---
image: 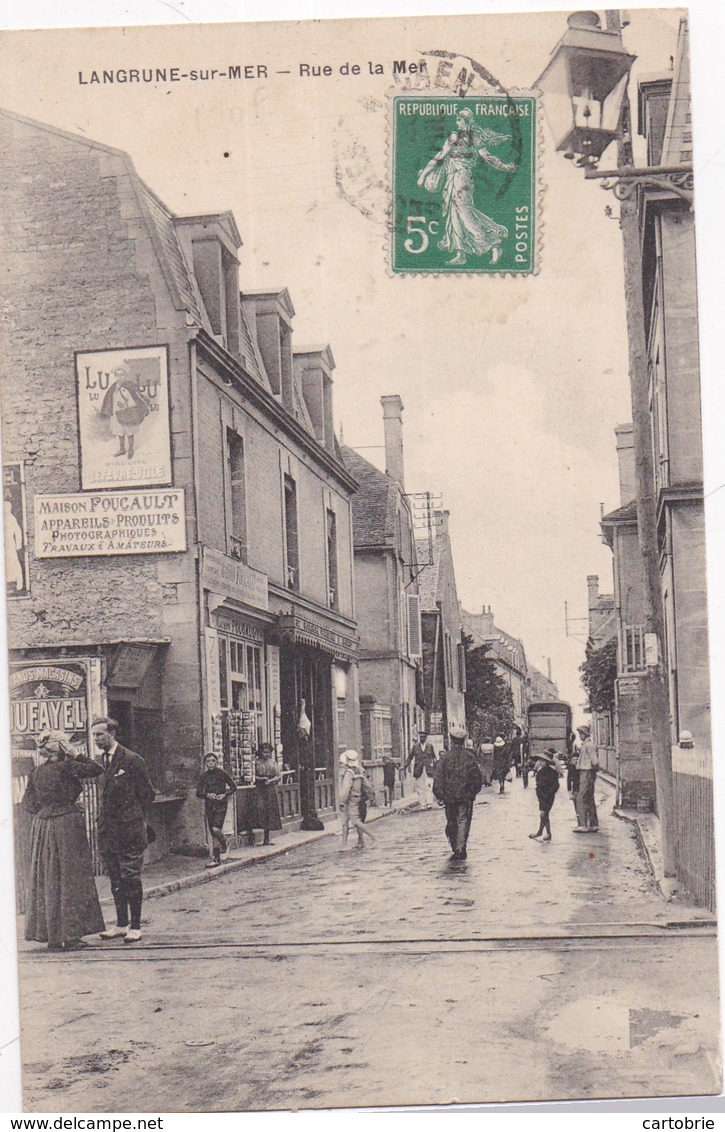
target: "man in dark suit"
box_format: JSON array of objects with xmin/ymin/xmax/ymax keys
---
[
  {"xmin": 433, "ymin": 726, "xmax": 483, "ymax": 860},
  {"xmin": 92, "ymin": 716, "xmax": 155, "ymax": 943}
]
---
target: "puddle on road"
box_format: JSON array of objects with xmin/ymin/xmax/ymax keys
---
[{"xmin": 548, "ymin": 998, "xmax": 689, "ymax": 1054}]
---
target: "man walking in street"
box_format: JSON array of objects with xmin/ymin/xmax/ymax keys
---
[
  {"xmin": 92, "ymin": 716, "xmax": 156, "ymax": 942},
  {"xmin": 433, "ymin": 726, "xmax": 483, "ymax": 860},
  {"xmin": 405, "ymin": 730, "xmax": 437, "ymax": 809},
  {"xmin": 573, "ymin": 724, "xmax": 599, "ymax": 834}
]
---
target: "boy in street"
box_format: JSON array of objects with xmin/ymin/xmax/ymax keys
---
[{"xmin": 196, "ymin": 753, "xmax": 237, "ymax": 866}]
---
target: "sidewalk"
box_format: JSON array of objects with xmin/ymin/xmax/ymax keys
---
[{"xmin": 95, "ymin": 793, "xmax": 419, "ymax": 908}]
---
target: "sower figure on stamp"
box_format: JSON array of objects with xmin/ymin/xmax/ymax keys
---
[
  {"xmin": 197, "ymin": 753, "xmax": 237, "ymax": 867},
  {"xmin": 404, "ymin": 730, "xmax": 437, "ymax": 809},
  {"xmin": 433, "ymin": 726, "xmax": 483, "ymax": 861},
  {"xmin": 417, "ymin": 107, "xmax": 517, "ymax": 267},
  {"xmin": 92, "ymin": 716, "xmax": 156, "ymax": 943}
]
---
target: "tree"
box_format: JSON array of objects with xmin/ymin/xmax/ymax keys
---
[
  {"xmin": 579, "ymin": 636, "xmax": 617, "ymax": 714},
  {"xmin": 463, "ymin": 632, "xmax": 515, "ymax": 742}
]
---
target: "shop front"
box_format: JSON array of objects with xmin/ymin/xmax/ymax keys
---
[
  {"xmin": 201, "ymin": 545, "xmax": 277, "ymax": 841},
  {"xmin": 275, "ymin": 610, "xmax": 358, "ymax": 822}
]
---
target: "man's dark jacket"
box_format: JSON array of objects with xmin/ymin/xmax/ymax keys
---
[
  {"xmin": 98, "ymin": 744, "xmax": 156, "ymax": 854},
  {"xmin": 433, "ymin": 747, "xmax": 483, "ymax": 804}
]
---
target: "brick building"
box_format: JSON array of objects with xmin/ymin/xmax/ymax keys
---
[
  {"xmin": 1, "ymin": 108, "xmax": 359, "ymax": 859},
  {"xmin": 342, "ymin": 396, "xmax": 424, "ymax": 794}
]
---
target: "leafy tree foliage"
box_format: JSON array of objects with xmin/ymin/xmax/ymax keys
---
[
  {"xmin": 579, "ymin": 636, "xmax": 617, "ymax": 713},
  {"xmin": 463, "ymin": 633, "xmax": 515, "ymax": 743}
]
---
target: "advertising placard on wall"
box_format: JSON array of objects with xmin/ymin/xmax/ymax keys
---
[
  {"xmin": 34, "ymin": 489, "xmax": 186, "ymax": 557},
  {"xmin": 9, "ymin": 659, "xmax": 101, "ymax": 758},
  {"xmin": 75, "ymin": 345, "xmax": 172, "ymax": 490},
  {"xmin": 3, "ymin": 463, "xmax": 29, "ymax": 598}
]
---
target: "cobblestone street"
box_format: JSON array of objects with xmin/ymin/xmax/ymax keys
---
[{"xmin": 17, "ymin": 777, "xmax": 720, "ymax": 1111}]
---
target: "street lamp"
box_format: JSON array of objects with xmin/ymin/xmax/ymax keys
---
[
  {"xmin": 536, "ymin": 8, "xmax": 687, "ymax": 882},
  {"xmin": 536, "ymin": 10, "xmax": 635, "ymax": 167},
  {"xmin": 536, "ymin": 10, "xmax": 693, "ymax": 204}
]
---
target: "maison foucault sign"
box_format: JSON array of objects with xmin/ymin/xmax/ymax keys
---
[{"xmin": 34, "ymin": 490, "xmax": 186, "ymax": 557}]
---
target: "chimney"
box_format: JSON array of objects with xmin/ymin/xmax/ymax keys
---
[
  {"xmin": 587, "ymin": 574, "xmax": 600, "ymax": 612},
  {"xmin": 615, "ymin": 423, "xmax": 636, "ymax": 505},
  {"xmin": 380, "ymin": 395, "xmax": 405, "ymax": 487},
  {"xmin": 547, "ymin": 657, "xmax": 552, "ymax": 682},
  {"xmin": 480, "ymin": 605, "xmax": 495, "ymax": 636}
]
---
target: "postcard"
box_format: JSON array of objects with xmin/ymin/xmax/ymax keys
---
[{"xmin": 0, "ymin": 3, "xmax": 722, "ymax": 1115}]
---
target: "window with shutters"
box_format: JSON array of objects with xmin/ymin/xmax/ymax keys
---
[
  {"xmin": 457, "ymin": 641, "xmax": 466, "ymax": 692},
  {"xmin": 326, "ymin": 508, "xmax": 338, "ymax": 609},
  {"xmin": 283, "ymin": 474, "xmax": 299, "ymax": 590},
  {"xmin": 621, "ymin": 625, "xmax": 646, "ymax": 673},
  {"xmin": 407, "ymin": 593, "xmax": 422, "ymax": 659},
  {"xmin": 226, "ymin": 429, "xmax": 247, "ymax": 562}
]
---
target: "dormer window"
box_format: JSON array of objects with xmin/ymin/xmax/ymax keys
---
[{"xmin": 174, "ymin": 213, "xmax": 242, "ymax": 359}]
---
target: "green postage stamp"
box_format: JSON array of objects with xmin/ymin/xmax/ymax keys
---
[{"xmin": 391, "ymin": 94, "xmax": 537, "ymax": 275}]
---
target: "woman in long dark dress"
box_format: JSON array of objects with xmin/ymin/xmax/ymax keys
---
[
  {"xmin": 23, "ymin": 730, "xmax": 105, "ymax": 950},
  {"xmin": 251, "ymin": 743, "xmax": 282, "ymax": 846}
]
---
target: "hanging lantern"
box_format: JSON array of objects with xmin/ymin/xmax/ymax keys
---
[{"xmin": 536, "ymin": 11, "xmax": 636, "ymax": 166}]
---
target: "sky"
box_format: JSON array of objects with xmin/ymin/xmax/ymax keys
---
[{"xmin": 0, "ymin": 0, "xmax": 724, "ymax": 1117}]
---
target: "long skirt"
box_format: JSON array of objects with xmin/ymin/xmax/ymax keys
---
[
  {"xmin": 253, "ymin": 784, "xmax": 282, "ymax": 832},
  {"xmin": 25, "ymin": 810, "xmax": 105, "ymax": 948}
]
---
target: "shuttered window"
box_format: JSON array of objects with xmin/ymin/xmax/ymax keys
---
[{"xmin": 408, "ymin": 593, "xmax": 422, "ymax": 659}]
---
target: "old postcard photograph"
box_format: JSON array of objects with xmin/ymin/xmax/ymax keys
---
[{"xmin": 0, "ymin": 0, "xmax": 723, "ymax": 1115}]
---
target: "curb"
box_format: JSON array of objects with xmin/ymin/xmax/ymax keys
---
[
  {"xmin": 99, "ymin": 797, "xmax": 420, "ymax": 908},
  {"xmin": 613, "ymin": 805, "xmax": 675, "ymax": 903}
]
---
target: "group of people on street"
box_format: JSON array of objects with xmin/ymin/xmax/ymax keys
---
[
  {"xmin": 425, "ymin": 721, "xmax": 601, "ymax": 858},
  {"xmin": 21, "ymin": 710, "xmax": 601, "ymax": 951}
]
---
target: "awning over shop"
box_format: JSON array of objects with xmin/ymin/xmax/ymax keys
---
[{"xmin": 276, "ymin": 612, "xmax": 357, "ymax": 663}]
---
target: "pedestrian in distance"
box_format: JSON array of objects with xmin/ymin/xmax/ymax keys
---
[
  {"xmin": 22, "ymin": 730, "xmax": 106, "ymax": 952},
  {"xmin": 510, "ymin": 726, "xmax": 524, "ymax": 778},
  {"xmin": 404, "ymin": 730, "xmax": 437, "ymax": 809},
  {"xmin": 339, "ymin": 750, "xmax": 376, "ymax": 850},
  {"xmin": 529, "ymin": 747, "xmax": 561, "ymax": 842},
  {"xmin": 573, "ymin": 725, "xmax": 600, "ymax": 833},
  {"xmin": 196, "ymin": 753, "xmax": 237, "ymax": 867},
  {"xmin": 92, "ymin": 716, "xmax": 156, "ymax": 944},
  {"xmin": 566, "ymin": 748, "xmax": 580, "ymax": 818},
  {"xmin": 248, "ymin": 742, "xmax": 282, "ymax": 846},
  {"xmin": 382, "ymin": 754, "xmax": 397, "ymax": 810},
  {"xmin": 432, "ymin": 726, "xmax": 483, "ymax": 861},
  {"xmin": 492, "ymin": 736, "xmax": 510, "ymax": 794},
  {"xmin": 521, "ymin": 731, "xmax": 531, "ymax": 789},
  {"xmin": 476, "ymin": 738, "xmax": 495, "ymax": 787}
]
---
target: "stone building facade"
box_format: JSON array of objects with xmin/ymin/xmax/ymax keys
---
[
  {"xmin": 1, "ymin": 108, "xmax": 359, "ymax": 860},
  {"xmin": 415, "ymin": 511, "xmax": 466, "ymax": 748},
  {"xmin": 600, "ymin": 425, "xmax": 655, "ymax": 807},
  {"xmin": 637, "ymin": 21, "xmax": 713, "ymax": 906},
  {"xmin": 342, "ymin": 396, "xmax": 424, "ymax": 796}
]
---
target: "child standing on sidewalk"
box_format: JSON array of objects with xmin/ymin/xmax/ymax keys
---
[{"xmin": 196, "ymin": 753, "xmax": 237, "ymax": 867}]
